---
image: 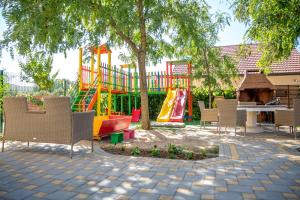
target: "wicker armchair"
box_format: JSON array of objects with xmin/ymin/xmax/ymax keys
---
[
  {"xmin": 198, "ymin": 101, "xmax": 218, "ymax": 129},
  {"xmin": 216, "ymin": 99, "xmax": 247, "ymax": 136},
  {"xmin": 274, "ymin": 99, "xmax": 300, "ymax": 139},
  {"xmin": 2, "ymin": 96, "xmax": 94, "ymax": 158}
]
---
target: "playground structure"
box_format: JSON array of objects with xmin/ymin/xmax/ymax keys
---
[{"xmin": 71, "ymin": 44, "xmax": 192, "ymax": 138}]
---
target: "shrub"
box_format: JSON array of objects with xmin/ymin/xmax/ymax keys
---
[
  {"xmin": 206, "ymin": 146, "xmax": 219, "ymax": 156},
  {"xmin": 150, "ymin": 146, "xmax": 160, "ymax": 157},
  {"xmin": 168, "ymin": 144, "xmax": 183, "ymax": 155},
  {"xmin": 183, "ymin": 150, "xmax": 194, "ymax": 160},
  {"xmin": 199, "ymin": 149, "xmax": 207, "ymax": 159},
  {"xmin": 192, "ymin": 87, "xmax": 236, "ymax": 120},
  {"xmin": 131, "ymin": 146, "xmax": 141, "ymax": 156}
]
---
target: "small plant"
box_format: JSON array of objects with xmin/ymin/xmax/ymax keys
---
[
  {"xmin": 206, "ymin": 146, "xmax": 219, "ymax": 157},
  {"xmin": 207, "ymin": 146, "xmax": 219, "ymax": 154},
  {"xmin": 121, "ymin": 145, "xmax": 126, "ymax": 152},
  {"xmin": 183, "ymin": 150, "xmax": 194, "ymax": 160},
  {"xmin": 150, "ymin": 145, "xmax": 160, "ymax": 157},
  {"xmin": 168, "ymin": 144, "xmax": 183, "ymax": 155},
  {"xmin": 131, "ymin": 146, "xmax": 141, "ymax": 156},
  {"xmin": 199, "ymin": 149, "xmax": 207, "ymax": 159},
  {"xmin": 30, "ymin": 97, "xmax": 44, "ymax": 106},
  {"xmin": 108, "ymin": 144, "xmax": 115, "ymax": 151}
]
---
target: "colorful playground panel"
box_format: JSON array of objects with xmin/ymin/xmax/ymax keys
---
[
  {"xmin": 157, "ymin": 89, "xmax": 178, "ymax": 122},
  {"xmin": 93, "ymin": 115, "xmax": 109, "ymax": 136},
  {"xmin": 111, "ymin": 132, "xmax": 124, "ymax": 144},
  {"xmin": 98, "ymin": 115, "xmax": 131, "ymax": 138},
  {"xmin": 131, "ymin": 108, "xmax": 141, "ymax": 122},
  {"xmin": 170, "ymin": 89, "xmax": 187, "ymax": 122},
  {"xmin": 123, "ymin": 129, "xmax": 135, "ymax": 140},
  {"xmin": 123, "ymin": 130, "xmax": 131, "ymax": 140}
]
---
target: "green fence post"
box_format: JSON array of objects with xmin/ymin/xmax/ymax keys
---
[
  {"xmin": 0, "ymin": 70, "xmax": 4, "ymax": 133},
  {"xmin": 134, "ymin": 68, "xmax": 138, "ymax": 94},
  {"xmin": 63, "ymin": 79, "xmax": 67, "ymax": 96},
  {"xmin": 114, "ymin": 95, "xmax": 117, "ymax": 112},
  {"xmin": 128, "ymin": 94, "xmax": 132, "ymax": 115},
  {"xmin": 134, "ymin": 95, "xmax": 137, "ymax": 109},
  {"xmin": 121, "ymin": 95, "xmax": 124, "ymax": 113}
]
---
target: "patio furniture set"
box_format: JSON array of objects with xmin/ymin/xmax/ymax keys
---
[
  {"xmin": 1, "ymin": 97, "xmax": 94, "ymax": 158},
  {"xmin": 198, "ymin": 98, "xmax": 300, "ymax": 139}
]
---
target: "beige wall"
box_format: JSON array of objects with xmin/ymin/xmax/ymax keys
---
[
  {"xmin": 267, "ymin": 75, "xmax": 300, "ymax": 86},
  {"xmin": 192, "ymin": 75, "xmax": 300, "ymax": 88}
]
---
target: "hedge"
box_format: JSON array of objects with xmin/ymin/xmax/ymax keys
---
[{"xmin": 108, "ymin": 87, "xmax": 236, "ymax": 120}]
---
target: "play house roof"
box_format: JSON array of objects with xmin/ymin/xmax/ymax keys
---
[
  {"xmin": 219, "ymin": 44, "xmax": 300, "ymax": 74},
  {"xmin": 92, "ymin": 44, "xmax": 112, "ymax": 54}
]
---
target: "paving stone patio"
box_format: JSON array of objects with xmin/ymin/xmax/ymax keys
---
[{"xmin": 0, "ymin": 125, "xmax": 300, "ymax": 200}]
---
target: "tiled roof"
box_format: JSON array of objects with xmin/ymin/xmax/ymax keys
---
[{"xmin": 219, "ymin": 44, "xmax": 300, "ymax": 74}]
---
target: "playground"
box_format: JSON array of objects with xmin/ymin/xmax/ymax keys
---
[{"xmin": 70, "ymin": 44, "xmax": 193, "ymax": 141}]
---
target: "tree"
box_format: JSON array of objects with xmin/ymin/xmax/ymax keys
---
[
  {"xmin": 171, "ymin": 4, "xmax": 237, "ymax": 108},
  {"xmin": 230, "ymin": 0, "xmax": 300, "ymax": 69},
  {"xmin": 0, "ymin": 0, "xmax": 214, "ymax": 129},
  {"xmin": 19, "ymin": 52, "xmax": 58, "ymax": 92},
  {"xmin": 194, "ymin": 47, "xmax": 237, "ymax": 108}
]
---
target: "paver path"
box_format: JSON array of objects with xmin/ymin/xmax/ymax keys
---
[{"xmin": 1, "ymin": 126, "xmax": 300, "ymax": 200}]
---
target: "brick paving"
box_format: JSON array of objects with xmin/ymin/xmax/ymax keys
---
[{"xmin": 0, "ymin": 126, "xmax": 300, "ymax": 200}]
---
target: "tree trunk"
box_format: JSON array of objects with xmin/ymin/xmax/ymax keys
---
[
  {"xmin": 137, "ymin": 51, "xmax": 150, "ymax": 129},
  {"xmin": 203, "ymin": 48, "xmax": 212, "ymax": 108},
  {"xmin": 136, "ymin": 0, "xmax": 150, "ymax": 130},
  {"xmin": 208, "ymin": 86, "xmax": 212, "ymax": 109}
]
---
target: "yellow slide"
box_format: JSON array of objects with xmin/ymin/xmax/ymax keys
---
[{"xmin": 157, "ymin": 89, "xmax": 178, "ymax": 122}]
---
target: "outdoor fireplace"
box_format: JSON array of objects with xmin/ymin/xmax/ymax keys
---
[
  {"xmin": 239, "ymin": 88, "xmax": 274, "ymax": 105},
  {"xmin": 237, "ymin": 70, "xmax": 276, "ymax": 122},
  {"xmin": 237, "ymin": 70, "xmax": 275, "ymax": 104}
]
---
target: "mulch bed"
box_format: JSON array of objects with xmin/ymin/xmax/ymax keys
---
[
  {"xmin": 98, "ymin": 127, "xmax": 220, "ymax": 160},
  {"xmin": 99, "ymin": 141, "xmax": 219, "ymax": 160}
]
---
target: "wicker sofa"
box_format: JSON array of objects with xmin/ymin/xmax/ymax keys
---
[{"xmin": 1, "ymin": 96, "xmax": 94, "ymax": 158}]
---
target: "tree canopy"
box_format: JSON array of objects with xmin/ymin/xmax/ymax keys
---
[
  {"xmin": 171, "ymin": 3, "xmax": 237, "ymax": 108},
  {"xmin": 1, "ymin": 0, "xmax": 219, "ymax": 129},
  {"xmin": 0, "ymin": 0, "xmax": 233, "ymax": 127},
  {"xmin": 230, "ymin": 0, "xmax": 300, "ymax": 68}
]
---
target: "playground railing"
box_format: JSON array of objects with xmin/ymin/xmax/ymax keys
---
[
  {"xmin": 81, "ymin": 74, "xmax": 99, "ymax": 111},
  {"xmin": 68, "ymin": 81, "xmax": 79, "ymax": 106}
]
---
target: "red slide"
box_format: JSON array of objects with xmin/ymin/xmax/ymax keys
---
[
  {"xmin": 131, "ymin": 108, "xmax": 141, "ymax": 122},
  {"xmin": 170, "ymin": 89, "xmax": 187, "ymax": 122}
]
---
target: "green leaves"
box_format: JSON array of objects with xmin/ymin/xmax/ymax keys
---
[
  {"xmin": 19, "ymin": 52, "xmax": 58, "ymax": 92},
  {"xmin": 169, "ymin": 3, "xmax": 236, "ymax": 107},
  {"xmin": 231, "ymin": 0, "xmax": 300, "ymax": 68},
  {"xmin": 0, "ymin": 0, "xmax": 234, "ymax": 128}
]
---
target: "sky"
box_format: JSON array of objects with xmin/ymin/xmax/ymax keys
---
[{"xmin": 0, "ymin": 0, "xmax": 247, "ymax": 82}]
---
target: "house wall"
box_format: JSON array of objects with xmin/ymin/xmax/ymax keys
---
[
  {"xmin": 192, "ymin": 74, "xmax": 300, "ymax": 107},
  {"xmin": 267, "ymin": 75, "xmax": 300, "ymax": 86}
]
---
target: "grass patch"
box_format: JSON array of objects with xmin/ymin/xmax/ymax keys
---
[{"xmin": 184, "ymin": 120, "xmax": 200, "ymax": 126}]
